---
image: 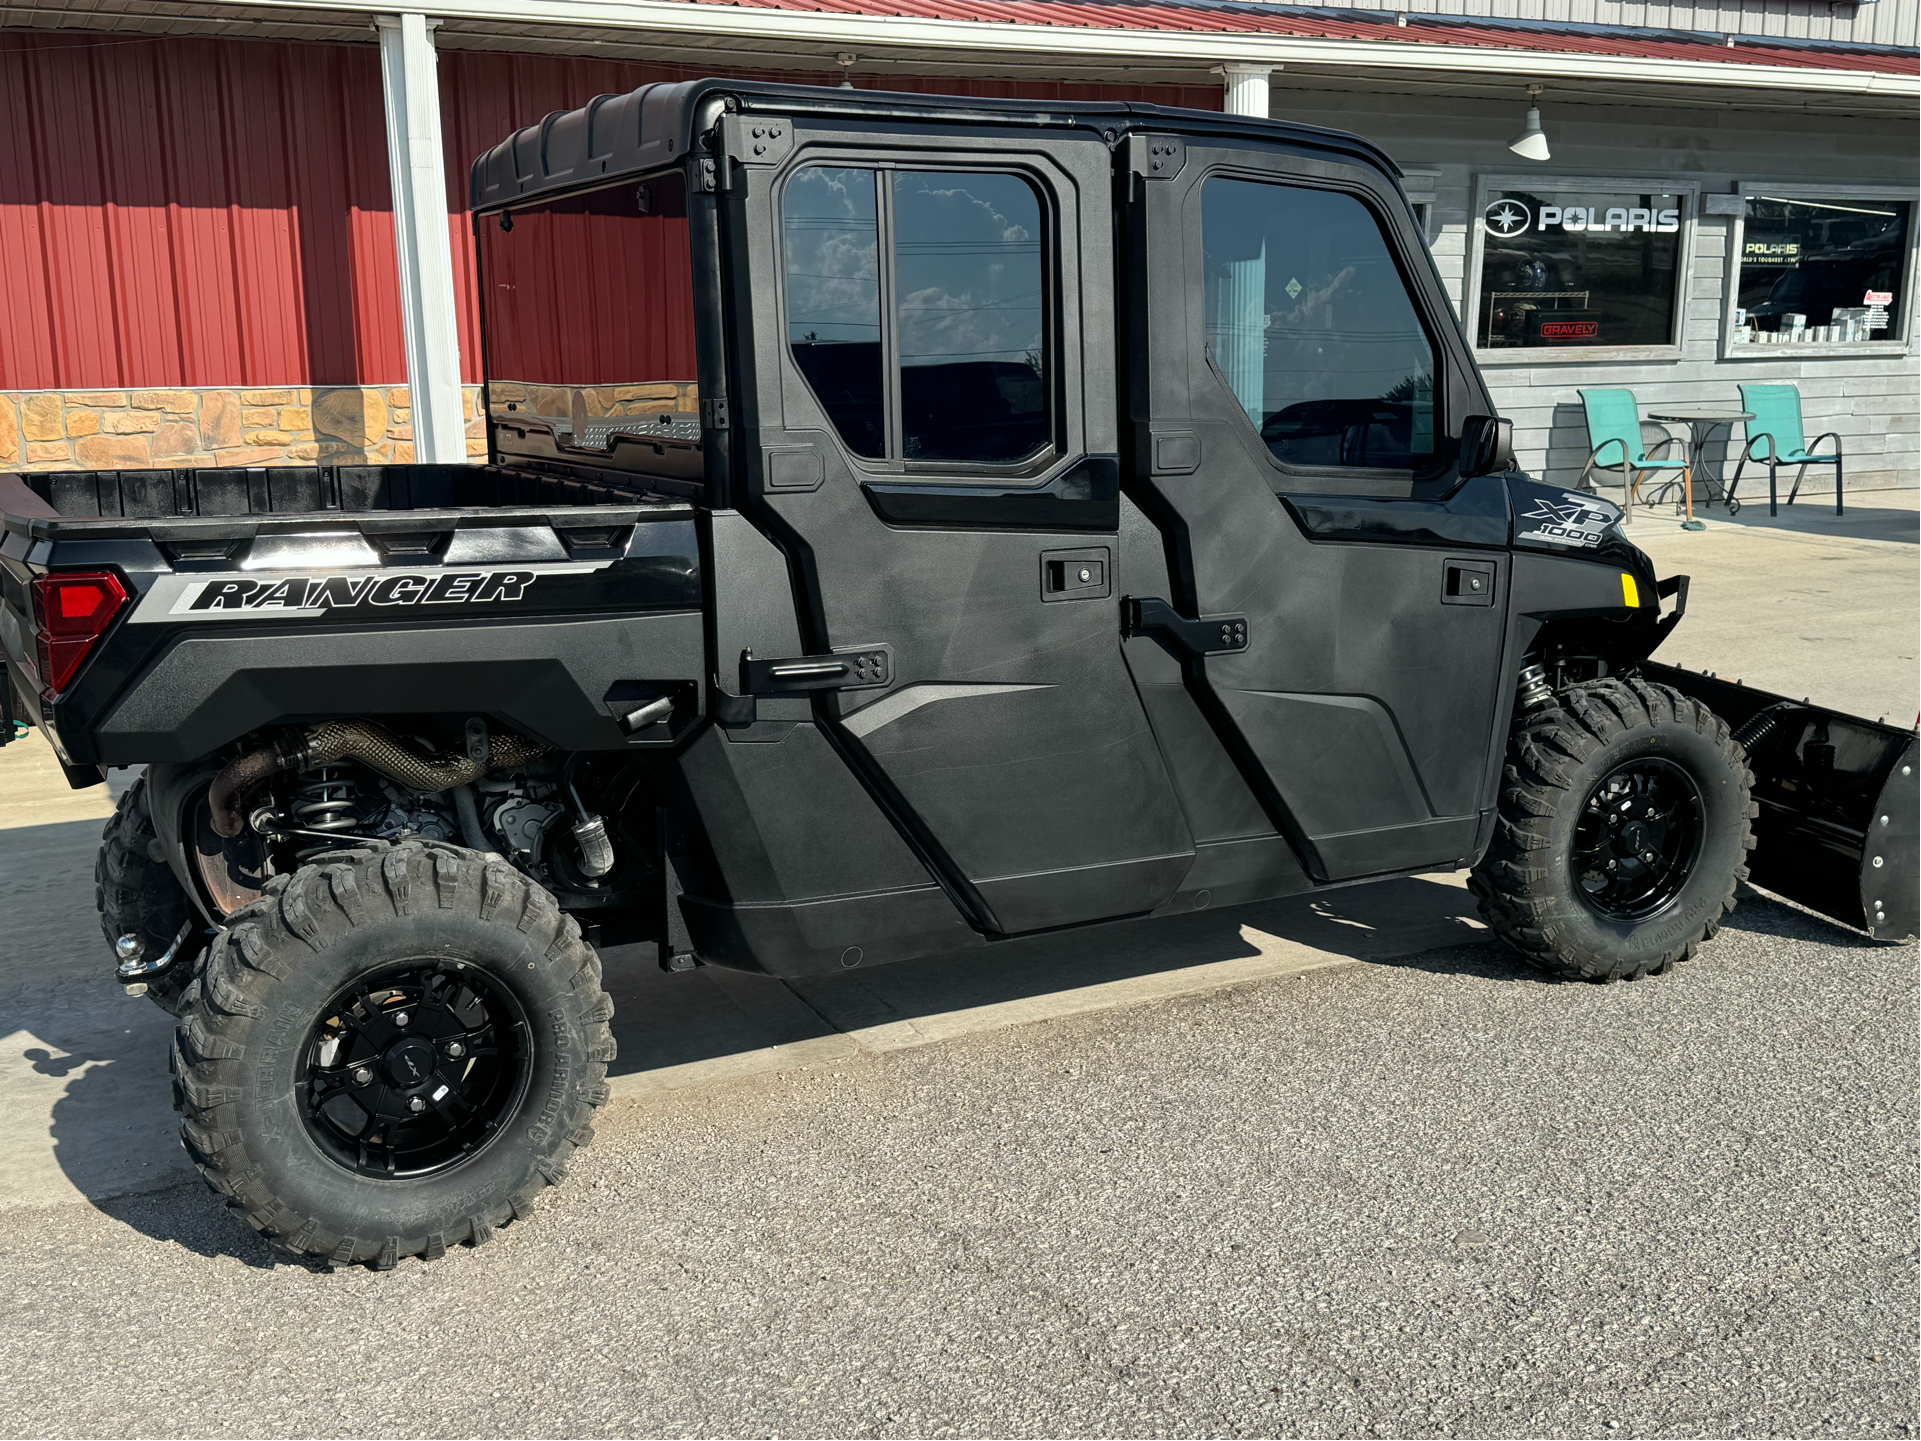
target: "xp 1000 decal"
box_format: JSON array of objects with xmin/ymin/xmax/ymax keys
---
[{"xmin": 1514, "ymin": 491, "xmax": 1622, "ymax": 549}]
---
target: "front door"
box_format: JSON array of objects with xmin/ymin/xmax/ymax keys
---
[
  {"xmin": 1124, "ymin": 137, "xmax": 1512, "ymax": 881},
  {"xmin": 722, "ymin": 116, "xmax": 1193, "ymax": 934}
]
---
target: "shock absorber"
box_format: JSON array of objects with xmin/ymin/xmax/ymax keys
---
[
  {"xmin": 1516, "ymin": 663, "xmax": 1556, "ymax": 713},
  {"xmin": 291, "ymin": 765, "xmax": 361, "ymax": 863}
]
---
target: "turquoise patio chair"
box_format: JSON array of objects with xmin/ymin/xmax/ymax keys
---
[
  {"xmin": 1577, "ymin": 388, "xmax": 1689, "ymax": 509},
  {"xmin": 1732, "ymin": 383, "xmax": 1843, "ymax": 517}
]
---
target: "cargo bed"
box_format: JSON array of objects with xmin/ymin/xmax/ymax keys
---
[{"xmin": 0, "ymin": 462, "xmax": 687, "ymax": 543}]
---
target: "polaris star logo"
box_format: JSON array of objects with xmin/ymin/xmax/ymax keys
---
[
  {"xmin": 168, "ymin": 568, "xmax": 543, "ymax": 618},
  {"xmin": 1484, "ymin": 199, "xmax": 1531, "ymax": 236}
]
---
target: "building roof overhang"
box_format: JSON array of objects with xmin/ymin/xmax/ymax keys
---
[{"xmin": 4, "ymin": 0, "xmax": 1914, "ymax": 114}]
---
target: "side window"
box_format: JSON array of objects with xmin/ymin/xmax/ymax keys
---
[
  {"xmin": 782, "ymin": 164, "xmax": 1052, "ymax": 470},
  {"xmin": 893, "ymin": 172, "xmax": 1047, "ymax": 463},
  {"xmin": 783, "ymin": 167, "xmax": 884, "ymax": 458},
  {"xmin": 1202, "ymin": 177, "xmax": 1438, "ymax": 473}
]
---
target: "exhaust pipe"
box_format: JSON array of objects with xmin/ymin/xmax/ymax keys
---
[{"xmin": 209, "ymin": 720, "xmax": 550, "ymax": 838}]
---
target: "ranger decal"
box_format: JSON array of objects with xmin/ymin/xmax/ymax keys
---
[{"xmin": 166, "ymin": 568, "xmax": 556, "ymax": 619}]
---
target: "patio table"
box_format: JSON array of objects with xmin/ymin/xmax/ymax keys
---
[{"xmin": 1646, "ymin": 406, "xmax": 1755, "ymax": 522}]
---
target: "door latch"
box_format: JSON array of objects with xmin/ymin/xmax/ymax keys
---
[
  {"xmin": 740, "ymin": 645, "xmax": 892, "ymax": 695},
  {"xmin": 1441, "ymin": 558, "xmax": 1497, "ymax": 607},
  {"xmin": 1123, "ymin": 597, "xmax": 1248, "ymax": 656}
]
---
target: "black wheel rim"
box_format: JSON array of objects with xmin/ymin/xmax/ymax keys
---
[
  {"xmin": 299, "ymin": 961, "xmax": 530, "ymax": 1180},
  {"xmin": 1572, "ymin": 757, "xmax": 1706, "ymax": 922}
]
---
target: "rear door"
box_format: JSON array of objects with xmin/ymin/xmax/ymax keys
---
[
  {"xmin": 718, "ymin": 114, "xmax": 1193, "ymax": 934},
  {"xmin": 1122, "ymin": 134, "xmax": 1511, "ymax": 882}
]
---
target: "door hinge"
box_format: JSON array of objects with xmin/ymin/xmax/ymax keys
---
[
  {"xmin": 700, "ymin": 396, "xmax": 730, "ymax": 430},
  {"xmin": 719, "ymin": 114, "xmax": 795, "ymax": 169},
  {"xmin": 1124, "ymin": 134, "xmax": 1186, "ymax": 181},
  {"xmin": 1124, "ymin": 597, "xmax": 1247, "ymax": 656},
  {"xmin": 740, "ymin": 645, "xmax": 892, "ymax": 695}
]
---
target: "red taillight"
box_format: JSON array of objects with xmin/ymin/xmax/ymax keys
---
[{"xmin": 30, "ymin": 570, "xmax": 129, "ymax": 697}]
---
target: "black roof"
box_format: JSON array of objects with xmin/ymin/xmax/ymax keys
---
[{"xmin": 468, "ymin": 77, "xmax": 1401, "ymax": 211}]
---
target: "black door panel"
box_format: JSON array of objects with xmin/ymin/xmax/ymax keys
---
[
  {"xmin": 1124, "ymin": 145, "xmax": 1510, "ymax": 882},
  {"xmin": 729, "ymin": 125, "xmax": 1194, "ymax": 934},
  {"xmin": 1217, "ymin": 689, "xmax": 1432, "ymax": 834}
]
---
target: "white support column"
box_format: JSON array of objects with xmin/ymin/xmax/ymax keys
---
[
  {"xmin": 1213, "ymin": 63, "xmax": 1276, "ymax": 119},
  {"xmin": 377, "ymin": 13, "xmax": 467, "ymax": 465}
]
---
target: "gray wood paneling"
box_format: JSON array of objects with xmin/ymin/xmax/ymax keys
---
[{"xmin": 1276, "ymin": 89, "xmax": 1920, "ymax": 488}]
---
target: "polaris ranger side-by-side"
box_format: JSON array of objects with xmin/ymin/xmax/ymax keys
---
[{"xmin": 3, "ymin": 81, "xmax": 1914, "ymax": 1269}]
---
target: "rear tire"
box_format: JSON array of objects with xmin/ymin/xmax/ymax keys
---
[
  {"xmin": 172, "ymin": 841, "xmax": 615, "ymax": 1268},
  {"xmin": 1470, "ymin": 677, "xmax": 1756, "ymax": 982},
  {"xmin": 96, "ymin": 774, "xmax": 197, "ymax": 1015}
]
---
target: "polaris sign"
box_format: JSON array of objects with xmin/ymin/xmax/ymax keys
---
[{"xmin": 1484, "ymin": 199, "xmax": 1681, "ymax": 236}]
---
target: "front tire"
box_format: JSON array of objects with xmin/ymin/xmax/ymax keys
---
[
  {"xmin": 1470, "ymin": 677, "xmax": 1755, "ymax": 982},
  {"xmin": 172, "ymin": 841, "xmax": 615, "ymax": 1268}
]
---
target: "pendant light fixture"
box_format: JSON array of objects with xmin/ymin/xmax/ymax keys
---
[{"xmin": 1508, "ymin": 85, "xmax": 1551, "ymax": 161}]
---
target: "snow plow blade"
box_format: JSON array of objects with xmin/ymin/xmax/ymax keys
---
[{"xmin": 1641, "ymin": 663, "xmax": 1917, "ymax": 941}]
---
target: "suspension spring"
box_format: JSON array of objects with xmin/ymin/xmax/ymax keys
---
[
  {"xmin": 1516, "ymin": 663, "xmax": 1556, "ymax": 713},
  {"xmin": 292, "ymin": 765, "xmax": 361, "ymax": 863}
]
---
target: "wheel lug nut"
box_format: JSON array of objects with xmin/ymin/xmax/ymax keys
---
[
  {"xmin": 445, "ymin": 1041, "xmax": 465, "ymax": 1059},
  {"xmin": 409, "ymin": 1096, "xmax": 426, "ymax": 1112},
  {"xmin": 352, "ymin": 1067, "xmax": 372, "ymax": 1085}
]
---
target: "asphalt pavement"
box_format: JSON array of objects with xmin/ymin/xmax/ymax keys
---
[{"xmin": 0, "ymin": 889, "xmax": 1914, "ymax": 1439}]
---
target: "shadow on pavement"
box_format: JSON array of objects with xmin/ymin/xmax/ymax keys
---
[
  {"xmin": 1633, "ymin": 496, "xmax": 1918, "ymax": 544},
  {"xmin": 6, "ymin": 793, "xmax": 1503, "ymax": 1264},
  {"xmin": 598, "ymin": 874, "xmax": 1504, "ymax": 1080}
]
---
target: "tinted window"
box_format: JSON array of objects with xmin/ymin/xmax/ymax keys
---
[
  {"xmin": 1474, "ymin": 188, "xmax": 1684, "ymax": 349},
  {"xmin": 1203, "ymin": 179, "xmax": 1436, "ymax": 471},
  {"xmin": 478, "ymin": 174, "xmax": 697, "ymax": 436},
  {"xmin": 1733, "ymin": 195, "xmax": 1910, "ymax": 344},
  {"xmin": 893, "ymin": 171, "xmax": 1047, "ymax": 463},
  {"xmin": 783, "ymin": 167, "xmax": 884, "ymax": 458}
]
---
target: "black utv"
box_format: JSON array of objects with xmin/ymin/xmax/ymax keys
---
[{"xmin": 3, "ymin": 80, "xmax": 1913, "ymax": 1271}]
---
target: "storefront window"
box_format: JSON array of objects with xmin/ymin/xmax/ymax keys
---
[
  {"xmin": 1731, "ymin": 195, "xmax": 1911, "ymax": 347},
  {"xmin": 1475, "ymin": 187, "xmax": 1686, "ymax": 351}
]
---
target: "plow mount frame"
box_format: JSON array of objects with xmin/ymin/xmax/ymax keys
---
[{"xmin": 1641, "ymin": 663, "xmax": 1917, "ymax": 941}]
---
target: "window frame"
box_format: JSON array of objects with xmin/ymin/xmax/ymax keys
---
[
  {"xmin": 1719, "ymin": 180, "xmax": 1920, "ymax": 362},
  {"xmin": 1192, "ymin": 164, "xmax": 1452, "ymax": 487},
  {"xmin": 473, "ymin": 166, "xmax": 700, "ymax": 474},
  {"xmin": 776, "ymin": 157, "xmax": 1063, "ymax": 480},
  {"xmin": 1465, "ymin": 171, "xmax": 1703, "ymax": 365}
]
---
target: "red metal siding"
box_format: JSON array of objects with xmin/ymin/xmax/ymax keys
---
[
  {"xmin": 0, "ymin": 34, "xmax": 403, "ymax": 391},
  {"xmin": 0, "ymin": 33, "xmax": 1217, "ymax": 392},
  {"xmin": 435, "ymin": 52, "xmax": 1222, "ymax": 381}
]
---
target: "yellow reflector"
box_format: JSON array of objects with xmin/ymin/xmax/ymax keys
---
[{"xmin": 1621, "ymin": 573, "xmax": 1641, "ymax": 608}]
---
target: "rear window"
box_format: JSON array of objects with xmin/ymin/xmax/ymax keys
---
[{"xmin": 477, "ymin": 173, "xmax": 699, "ymax": 461}]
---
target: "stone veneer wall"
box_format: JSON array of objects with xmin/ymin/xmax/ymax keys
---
[{"xmin": 0, "ymin": 386, "xmax": 491, "ymax": 471}]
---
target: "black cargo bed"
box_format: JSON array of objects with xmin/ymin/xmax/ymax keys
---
[{"xmin": 1, "ymin": 462, "xmax": 688, "ymax": 542}]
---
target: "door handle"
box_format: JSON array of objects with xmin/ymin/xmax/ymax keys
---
[
  {"xmin": 740, "ymin": 645, "xmax": 892, "ymax": 695},
  {"xmin": 1441, "ymin": 559, "xmax": 1497, "ymax": 607},
  {"xmin": 1123, "ymin": 597, "xmax": 1249, "ymax": 656}
]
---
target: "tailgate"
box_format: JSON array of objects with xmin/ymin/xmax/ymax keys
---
[{"xmin": 1, "ymin": 477, "xmax": 707, "ymax": 768}]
